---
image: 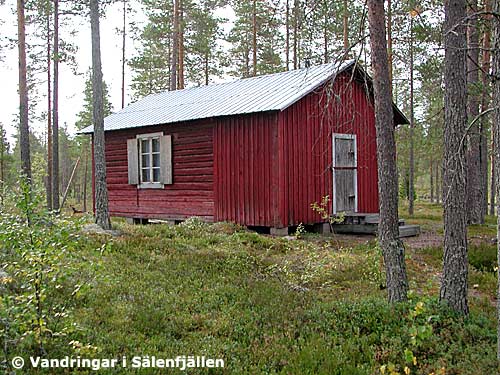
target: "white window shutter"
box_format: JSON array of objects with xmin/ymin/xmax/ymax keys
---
[
  {"xmin": 160, "ymin": 135, "xmax": 173, "ymax": 184},
  {"xmin": 127, "ymin": 138, "xmax": 139, "ymax": 185}
]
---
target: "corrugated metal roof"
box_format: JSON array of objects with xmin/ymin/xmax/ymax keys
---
[{"xmin": 80, "ymin": 60, "xmax": 356, "ymax": 133}]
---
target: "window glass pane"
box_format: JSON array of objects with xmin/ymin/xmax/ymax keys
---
[
  {"xmin": 153, "ymin": 168, "xmax": 160, "ymax": 182},
  {"xmin": 152, "ymin": 138, "xmax": 160, "ymax": 153},
  {"xmin": 142, "ymin": 169, "xmax": 150, "ymax": 182},
  {"xmin": 153, "ymin": 153, "xmax": 160, "ymax": 168},
  {"xmin": 141, "ymin": 139, "xmax": 150, "ymax": 154},
  {"xmin": 141, "ymin": 154, "xmax": 150, "ymax": 168}
]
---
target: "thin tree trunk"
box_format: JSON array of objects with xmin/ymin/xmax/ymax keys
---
[
  {"xmin": 83, "ymin": 141, "xmax": 88, "ymax": 212},
  {"xmin": 387, "ymin": 0, "xmax": 392, "ymax": 88},
  {"xmin": 293, "ymin": 0, "xmax": 298, "ymax": 69},
  {"xmin": 17, "ymin": 0, "xmax": 31, "ymax": 180},
  {"xmin": 481, "ymin": 0, "xmax": 492, "ymax": 217},
  {"xmin": 490, "ymin": 0, "xmax": 500, "ymax": 359},
  {"xmin": 440, "ymin": 0, "xmax": 469, "ymax": 315},
  {"xmin": 343, "ymin": 0, "xmax": 349, "ymax": 51},
  {"xmin": 204, "ymin": 51, "xmax": 209, "ymax": 85},
  {"xmin": 285, "ymin": 0, "xmax": 289, "ymax": 70},
  {"xmin": 436, "ymin": 163, "xmax": 440, "ymax": 203},
  {"xmin": 252, "ymin": 0, "xmax": 257, "ymax": 76},
  {"xmin": 492, "ymin": 130, "xmax": 497, "ymax": 215},
  {"xmin": 121, "ymin": 0, "xmax": 126, "ymax": 109},
  {"xmin": 466, "ymin": 0, "xmax": 483, "ymax": 224},
  {"xmin": 367, "ymin": 0, "xmax": 408, "ymax": 303},
  {"xmin": 46, "ymin": 9, "xmax": 52, "ymax": 209},
  {"xmin": 52, "ymin": 0, "xmax": 60, "ymax": 211},
  {"xmin": 170, "ymin": 0, "xmax": 179, "ymax": 91},
  {"xmin": 178, "ymin": 0, "xmax": 184, "ymax": 89},
  {"xmin": 0, "ymin": 125, "xmax": 4, "ymax": 206},
  {"xmin": 430, "ymin": 159, "xmax": 434, "ymax": 202},
  {"xmin": 323, "ymin": 2, "xmax": 328, "ymax": 64},
  {"xmin": 409, "ymin": 15, "xmax": 415, "ymax": 216},
  {"xmin": 90, "ymin": 0, "xmax": 111, "ymax": 230}
]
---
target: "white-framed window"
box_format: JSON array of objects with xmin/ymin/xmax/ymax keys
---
[
  {"xmin": 139, "ymin": 135, "xmax": 161, "ymax": 184},
  {"xmin": 127, "ymin": 132, "xmax": 173, "ymax": 189}
]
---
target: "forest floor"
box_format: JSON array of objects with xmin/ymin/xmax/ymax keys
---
[{"xmin": 4, "ymin": 201, "xmax": 498, "ymax": 374}]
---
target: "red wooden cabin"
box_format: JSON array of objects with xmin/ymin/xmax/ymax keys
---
[{"xmin": 81, "ymin": 60, "xmax": 408, "ymax": 233}]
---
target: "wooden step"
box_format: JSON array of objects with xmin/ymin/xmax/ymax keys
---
[{"xmin": 398, "ymin": 225, "xmax": 420, "ymax": 238}]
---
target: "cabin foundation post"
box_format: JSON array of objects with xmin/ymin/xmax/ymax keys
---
[
  {"xmin": 314, "ymin": 223, "xmax": 332, "ymax": 234},
  {"xmin": 126, "ymin": 218, "xmax": 149, "ymax": 225},
  {"xmin": 270, "ymin": 227, "xmax": 289, "ymax": 236}
]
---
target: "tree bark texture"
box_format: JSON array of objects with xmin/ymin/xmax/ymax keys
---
[
  {"xmin": 121, "ymin": 0, "xmax": 126, "ymax": 109},
  {"xmin": 440, "ymin": 0, "xmax": 469, "ymax": 315},
  {"xmin": 367, "ymin": 0, "xmax": 408, "ymax": 303},
  {"xmin": 343, "ymin": 0, "xmax": 349, "ymax": 51},
  {"xmin": 252, "ymin": 0, "xmax": 257, "ymax": 76},
  {"xmin": 52, "ymin": 0, "xmax": 60, "ymax": 211},
  {"xmin": 170, "ymin": 0, "xmax": 179, "ymax": 91},
  {"xmin": 465, "ymin": 0, "xmax": 484, "ymax": 224},
  {"xmin": 17, "ymin": 0, "xmax": 31, "ymax": 180},
  {"xmin": 90, "ymin": 0, "xmax": 111, "ymax": 230},
  {"xmin": 409, "ymin": 16, "xmax": 415, "ymax": 216},
  {"xmin": 490, "ymin": 0, "xmax": 500, "ymax": 360},
  {"xmin": 285, "ymin": 0, "xmax": 289, "ymax": 70},
  {"xmin": 178, "ymin": 0, "xmax": 185, "ymax": 89},
  {"xmin": 46, "ymin": 10, "xmax": 53, "ymax": 209}
]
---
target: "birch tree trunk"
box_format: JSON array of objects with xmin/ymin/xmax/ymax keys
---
[
  {"xmin": 440, "ymin": 0, "xmax": 469, "ymax": 315},
  {"xmin": 17, "ymin": 0, "xmax": 31, "ymax": 181},
  {"xmin": 90, "ymin": 0, "xmax": 111, "ymax": 230},
  {"xmin": 367, "ymin": 0, "xmax": 408, "ymax": 303}
]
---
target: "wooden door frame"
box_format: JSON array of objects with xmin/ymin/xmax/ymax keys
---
[{"xmin": 332, "ymin": 133, "xmax": 358, "ymax": 214}]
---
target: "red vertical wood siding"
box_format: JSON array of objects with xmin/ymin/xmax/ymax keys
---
[
  {"xmin": 103, "ymin": 120, "xmax": 215, "ymax": 221},
  {"xmin": 214, "ymin": 112, "xmax": 280, "ymax": 226},
  {"xmin": 278, "ymin": 73, "xmax": 379, "ymax": 226}
]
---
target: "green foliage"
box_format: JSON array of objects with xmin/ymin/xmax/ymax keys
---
[
  {"xmin": 74, "ymin": 72, "xmax": 113, "ymax": 131},
  {"xmin": 468, "ymin": 243, "xmax": 497, "ymax": 272},
  {"xmin": 227, "ymin": 0, "xmax": 283, "ymax": 77},
  {"xmin": 0, "ymin": 180, "xmax": 96, "ymax": 371}
]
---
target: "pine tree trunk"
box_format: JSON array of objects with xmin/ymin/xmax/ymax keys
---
[
  {"xmin": 387, "ymin": 0, "xmax": 392, "ymax": 87},
  {"xmin": 252, "ymin": 0, "xmax": 257, "ymax": 76},
  {"xmin": 178, "ymin": 0, "xmax": 184, "ymax": 89},
  {"xmin": 83, "ymin": 140, "xmax": 88, "ymax": 212},
  {"xmin": 52, "ymin": 0, "xmax": 60, "ymax": 211},
  {"xmin": 170, "ymin": 0, "xmax": 179, "ymax": 91},
  {"xmin": 285, "ymin": 0, "xmax": 289, "ymax": 70},
  {"xmin": 466, "ymin": 0, "xmax": 483, "ymax": 224},
  {"xmin": 409, "ymin": 16, "xmax": 415, "ymax": 216},
  {"xmin": 367, "ymin": 0, "xmax": 408, "ymax": 303},
  {"xmin": 491, "ymin": 0, "xmax": 500, "ymax": 359},
  {"xmin": 437, "ymin": 161, "xmax": 441, "ymax": 203},
  {"xmin": 343, "ymin": 0, "xmax": 349, "ymax": 51},
  {"xmin": 17, "ymin": 0, "xmax": 31, "ymax": 181},
  {"xmin": 293, "ymin": 0, "xmax": 298, "ymax": 69},
  {"xmin": 90, "ymin": 0, "xmax": 111, "ymax": 230},
  {"xmin": 440, "ymin": 0, "xmax": 469, "ymax": 315},
  {"xmin": 46, "ymin": 10, "xmax": 53, "ymax": 209},
  {"xmin": 430, "ymin": 159, "xmax": 434, "ymax": 203},
  {"xmin": 481, "ymin": 0, "xmax": 492, "ymax": 217},
  {"xmin": 121, "ymin": 0, "xmax": 126, "ymax": 109}
]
